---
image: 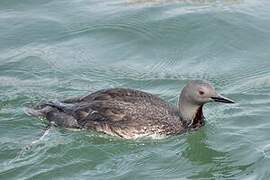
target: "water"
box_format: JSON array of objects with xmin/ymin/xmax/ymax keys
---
[{"xmin": 1, "ymin": 0, "xmax": 270, "ymax": 179}]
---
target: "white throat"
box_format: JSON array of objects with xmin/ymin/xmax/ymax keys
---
[{"xmin": 178, "ymin": 98, "xmax": 203, "ymax": 127}]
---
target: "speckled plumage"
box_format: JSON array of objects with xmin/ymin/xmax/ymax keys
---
[
  {"xmin": 40, "ymin": 88, "xmax": 191, "ymax": 139},
  {"xmin": 27, "ymin": 81, "xmax": 234, "ymax": 139}
]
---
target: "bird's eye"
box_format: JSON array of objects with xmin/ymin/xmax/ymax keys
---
[{"xmin": 199, "ymin": 90, "xmax": 204, "ymax": 95}]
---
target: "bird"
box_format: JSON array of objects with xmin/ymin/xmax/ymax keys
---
[{"xmin": 26, "ymin": 80, "xmax": 234, "ymax": 139}]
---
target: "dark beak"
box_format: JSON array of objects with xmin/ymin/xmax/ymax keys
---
[{"xmin": 211, "ymin": 94, "xmax": 235, "ymax": 104}]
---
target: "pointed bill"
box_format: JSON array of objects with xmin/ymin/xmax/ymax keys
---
[{"xmin": 211, "ymin": 94, "xmax": 235, "ymax": 104}]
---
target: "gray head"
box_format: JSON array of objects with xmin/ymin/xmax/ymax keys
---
[
  {"xmin": 179, "ymin": 80, "xmax": 234, "ymax": 123},
  {"xmin": 180, "ymin": 80, "xmax": 234, "ymax": 105}
]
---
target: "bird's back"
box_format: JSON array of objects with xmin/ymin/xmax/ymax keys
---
[{"xmin": 30, "ymin": 88, "xmax": 185, "ymax": 139}]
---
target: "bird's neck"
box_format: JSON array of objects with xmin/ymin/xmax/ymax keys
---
[{"xmin": 178, "ymin": 100, "xmax": 204, "ymax": 128}]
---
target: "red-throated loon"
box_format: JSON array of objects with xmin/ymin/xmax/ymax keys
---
[{"xmin": 26, "ymin": 80, "xmax": 234, "ymax": 139}]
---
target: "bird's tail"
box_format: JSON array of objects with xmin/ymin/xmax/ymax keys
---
[
  {"xmin": 25, "ymin": 101, "xmax": 70, "ymax": 117},
  {"xmin": 24, "ymin": 104, "xmax": 53, "ymax": 117},
  {"xmin": 25, "ymin": 101, "xmax": 80, "ymax": 128},
  {"xmin": 24, "ymin": 107, "xmax": 45, "ymax": 117}
]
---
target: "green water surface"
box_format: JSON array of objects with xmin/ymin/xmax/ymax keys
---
[{"xmin": 1, "ymin": 0, "xmax": 270, "ymax": 179}]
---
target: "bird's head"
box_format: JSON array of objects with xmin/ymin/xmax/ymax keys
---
[
  {"xmin": 180, "ymin": 80, "xmax": 234, "ymax": 106},
  {"xmin": 179, "ymin": 80, "xmax": 234, "ymax": 125}
]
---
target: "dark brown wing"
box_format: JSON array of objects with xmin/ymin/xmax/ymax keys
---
[
  {"xmin": 66, "ymin": 88, "xmax": 179, "ymax": 124},
  {"xmin": 81, "ymin": 88, "xmax": 171, "ymax": 106},
  {"xmin": 63, "ymin": 88, "xmax": 172, "ymax": 108}
]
